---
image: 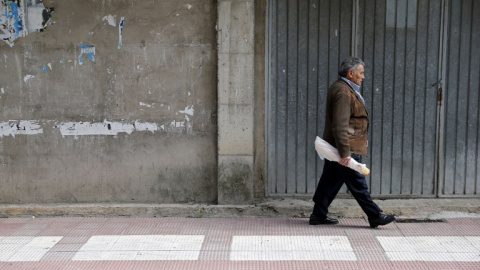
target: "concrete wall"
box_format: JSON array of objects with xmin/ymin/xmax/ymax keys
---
[
  {"xmin": 253, "ymin": 0, "xmax": 266, "ymax": 199},
  {"xmin": 217, "ymin": 0, "xmax": 256, "ymax": 204},
  {"xmin": 0, "ymin": 0, "xmax": 218, "ymax": 204}
]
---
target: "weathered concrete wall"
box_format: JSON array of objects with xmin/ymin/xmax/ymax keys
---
[
  {"xmin": 253, "ymin": 0, "xmax": 266, "ymax": 198},
  {"xmin": 217, "ymin": 0, "xmax": 255, "ymax": 204},
  {"xmin": 0, "ymin": 0, "xmax": 218, "ymax": 203}
]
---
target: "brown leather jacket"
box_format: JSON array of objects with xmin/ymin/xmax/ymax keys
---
[{"xmin": 322, "ymin": 79, "xmax": 369, "ymax": 157}]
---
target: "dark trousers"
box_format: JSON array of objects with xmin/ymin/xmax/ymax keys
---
[{"xmin": 312, "ymin": 154, "xmax": 382, "ymax": 219}]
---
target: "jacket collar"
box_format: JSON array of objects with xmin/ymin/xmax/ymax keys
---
[
  {"xmin": 339, "ymin": 77, "xmax": 365, "ymax": 105},
  {"xmin": 340, "ymin": 77, "xmax": 361, "ymax": 92}
]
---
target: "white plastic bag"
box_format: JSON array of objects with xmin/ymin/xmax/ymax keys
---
[{"xmin": 314, "ymin": 136, "xmax": 370, "ymax": 175}]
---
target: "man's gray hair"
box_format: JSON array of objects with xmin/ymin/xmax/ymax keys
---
[{"xmin": 338, "ymin": 57, "xmax": 364, "ymax": 77}]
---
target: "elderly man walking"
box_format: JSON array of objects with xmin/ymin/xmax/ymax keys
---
[{"xmin": 309, "ymin": 57, "xmax": 396, "ymax": 228}]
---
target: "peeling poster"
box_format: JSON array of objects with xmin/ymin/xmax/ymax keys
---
[
  {"xmin": 0, "ymin": 0, "xmax": 54, "ymax": 47},
  {"xmin": 78, "ymin": 44, "xmax": 95, "ymax": 65},
  {"xmin": 118, "ymin": 16, "xmax": 124, "ymax": 49}
]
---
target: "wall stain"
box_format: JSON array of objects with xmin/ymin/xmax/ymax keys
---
[
  {"xmin": 153, "ymin": 165, "xmax": 216, "ymax": 204},
  {"xmin": 218, "ymin": 162, "xmax": 252, "ymax": 204}
]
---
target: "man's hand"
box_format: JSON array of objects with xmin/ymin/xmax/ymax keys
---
[{"xmin": 339, "ymin": 156, "xmax": 351, "ymax": 167}]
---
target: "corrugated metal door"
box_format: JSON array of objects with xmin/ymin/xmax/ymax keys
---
[
  {"xmin": 355, "ymin": 0, "xmax": 442, "ymax": 197},
  {"xmin": 267, "ymin": 0, "xmax": 479, "ymax": 197},
  {"xmin": 440, "ymin": 0, "xmax": 480, "ymax": 196},
  {"xmin": 266, "ymin": 0, "xmax": 355, "ymax": 195}
]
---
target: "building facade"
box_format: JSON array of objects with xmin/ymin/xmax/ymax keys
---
[{"xmin": 0, "ymin": 0, "xmax": 478, "ymax": 205}]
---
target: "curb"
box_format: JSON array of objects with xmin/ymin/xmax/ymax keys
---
[{"xmin": 1, "ymin": 198, "xmax": 480, "ymax": 219}]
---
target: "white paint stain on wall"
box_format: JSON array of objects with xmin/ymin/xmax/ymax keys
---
[
  {"xmin": 176, "ymin": 106, "xmax": 194, "ymax": 134},
  {"xmin": 0, "ymin": 116, "xmax": 197, "ymax": 138},
  {"xmin": 178, "ymin": 105, "xmax": 194, "ymax": 116},
  {"xmin": 23, "ymin": 75, "xmax": 35, "ymax": 82},
  {"xmin": 102, "ymin": 15, "xmax": 116, "ymax": 27},
  {"xmin": 57, "ymin": 120, "xmax": 159, "ymax": 138},
  {"xmin": 134, "ymin": 122, "xmax": 160, "ymax": 132},
  {"xmin": 139, "ymin": 102, "xmax": 154, "ymax": 108},
  {"xmin": 0, "ymin": 120, "xmax": 43, "ymax": 138}
]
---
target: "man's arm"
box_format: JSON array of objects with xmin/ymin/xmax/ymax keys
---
[
  {"xmin": 331, "ymin": 89, "xmax": 351, "ymax": 159},
  {"xmin": 338, "ymin": 156, "xmax": 351, "ymax": 166}
]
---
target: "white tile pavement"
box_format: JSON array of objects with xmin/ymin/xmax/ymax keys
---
[
  {"xmin": 0, "ymin": 236, "xmax": 63, "ymax": 262},
  {"xmin": 1, "ymin": 235, "xmax": 480, "ymax": 262},
  {"xmin": 230, "ymin": 236, "xmax": 357, "ymax": 261},
  {"xmin": 72, "ymin": 235, "xmax": 205, "ymax": 261},
  {"xmin": 377, "ymin": 236, "xmax": 480, "ymax": 262}
]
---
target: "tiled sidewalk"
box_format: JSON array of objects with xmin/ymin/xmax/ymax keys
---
[{"xmin": 0, "ymin": 217, "xmax": 479, "ymax": 269}]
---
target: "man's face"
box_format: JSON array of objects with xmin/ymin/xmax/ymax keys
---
[{"xmin": 347, "ymin": 65, "xmax": 365, "ymax": 85}]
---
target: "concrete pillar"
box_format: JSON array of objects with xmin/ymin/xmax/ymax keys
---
[{"xmin": 217, "ymin": 0, "xmax": 255, "ymax": 204}]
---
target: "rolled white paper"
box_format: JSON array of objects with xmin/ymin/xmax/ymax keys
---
[{"xmin": 314, "ymin": 136, "xmax": 370, "ymax": 175}]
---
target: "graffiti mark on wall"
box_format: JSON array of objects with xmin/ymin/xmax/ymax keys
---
[{"xmin": 0, "ymin": 0, "xmax": 54, "ymax": 47}]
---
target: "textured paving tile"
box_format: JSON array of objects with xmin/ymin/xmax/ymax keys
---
[
  {"xmin": 377, "ymin": 236, "xmax": 480, "ymax": 262},
  {"xmin": 0, "ymin": 236, "xmax": 63, "ymax": 262},
  {"xmin": 73, "ymin": 235, "xmax": 204, "ymax": 261},
  {"xmin": 1, "ymin": 217, "xmax": 480, "ymax": 269},
  {"xmin": 230, "ymin": 235, "xmax": 356, "ymax": 261}
]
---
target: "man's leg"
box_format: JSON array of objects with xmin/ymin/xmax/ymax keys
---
[
  {"xmin": 342, "ymin": 154, "xmax": 396, "ymax": 227},
  {"xmin": 312, "ymin": 160, "xmax": 345, "ymax": 219},
  {"xmin": 338, "ymin": 155, "xmax": 382, "ymax": 218}
]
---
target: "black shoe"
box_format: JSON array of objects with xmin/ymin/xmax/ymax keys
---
[
  {"xmin": 309, "ymin": 214, "xmax": 339, "ymax": 225},
  {"xmin": 368, "ymin": 214, "xmax": 397, "ymax": 228}
]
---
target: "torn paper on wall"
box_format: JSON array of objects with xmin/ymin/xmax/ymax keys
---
[
  {"xmin": 102, "ymin": 14, "xmax": 116, "ymax": 27},
  {"xmin": 0, "ymin": 0, "xmax": 54, "ymax": 47},
  {"xmin": 0, "ymin": 120, "xmax": 43, "ymax": 137},
  {"xmin": 57, "ymin": 120, "xmax": 159, "ymax": 138},
  {"xmin": 0, "ymin": 118, "xmax": 199, "ymax": 139},
  {"xmin": 118, "ymin": 16, "xmax": 124, "ymax": 49},
  {"xmin": 78, "ymin": 44, "xmax": 95, "ymax": 65}
]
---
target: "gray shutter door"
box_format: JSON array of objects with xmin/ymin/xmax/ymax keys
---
[
  {"xmin": 356, "ymin": 0, "xmax": 442, "ymax": 197},
  {"xmin": 267, "ymin": 0, "xmax": 354, "ymax": 195},
  {"xmin": 440, "ymin": 0, "xmax": 480, "ymax": 196},
  {"xmin": 266, "ymin": 0, "xmax": 479, "ymax": 198}
]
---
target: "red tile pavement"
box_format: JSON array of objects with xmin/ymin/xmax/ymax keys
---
[
  {"xmin": 1, "ymin": 260, "xmax": 479, "ymax": 270},
  {"xmin": 0, "ymin": 217, "xmax": 479, "ymax": 270}
]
